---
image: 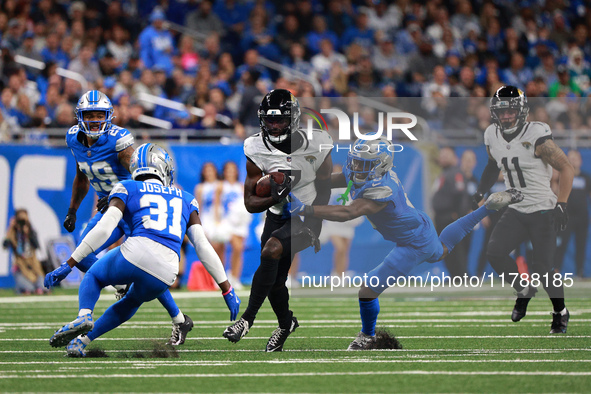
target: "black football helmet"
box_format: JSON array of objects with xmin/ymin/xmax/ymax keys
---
[
  {"xmin": 258, "ymin": 89, "xmax": 301, "ymax": 143},
  {"xmin": 490, "ymin": 85, "xmax": 529, "ymax": 134}
]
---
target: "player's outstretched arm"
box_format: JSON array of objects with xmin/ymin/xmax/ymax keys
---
[
  {"xmin": 64, "ymin": 163, "xmax": 91, "ymax": 232},
  {"xmin": 186, "ymin": 211, "xmax": 240, "ymax": 320},
  {"xmin": 243, "ymin": 160, "xmax": 278, "ymax": 213},
  {"xmin": 473, "ymin": 147, "xmax": 501, "ymax": 209},
  {"xmin": 303, "ymin": 197, "xmax": 386, "ymax": 222},
  {"xmin": 45, "ymin": 198, "xmax": 126, "ymax": 289}
]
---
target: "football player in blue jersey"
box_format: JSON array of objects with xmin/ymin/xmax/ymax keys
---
[
  {"xmin": 48, "ymin": 144, "xmax": 241, "ymax": 357},
  {"xmin": 44, "ymin": 91, "xmax": 194, "ymax": 346},
  {"xmin": 289, "ymin": 136, "xmax": 523, "ymax": 350}
]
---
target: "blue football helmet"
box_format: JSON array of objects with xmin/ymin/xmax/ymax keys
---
[
  {"xmin": 76, "ymin": 90, "xmax": 114, "ymax": 138},
  {"xmin": 346, "ymin": 135, "xmax": 395, "ymax": 185},
  {"xmin": 130, "ymin": 143, "xmax": 175, "ymax": 187}
]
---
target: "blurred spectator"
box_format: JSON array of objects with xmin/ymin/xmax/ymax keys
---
[
  {"xmin": 422, "ymin": 65, "xmax": 450, "ymax": 115},
  {"xmin": 362, "ymin": 0, "xmax": 401, "ymax": 34},
  {"xmin": 2, "ymin": 209, "xmax": 45, "ymax": 294},
  {"xmin": 554, "ymin": 150, "xmax": 591, "ymax": 277},
  {"xmin": 534, "ymin": 51, "xmax": 558, "ymax": 87},
  {"xmin": 106, "ymin": 25, "xmax": 133, "ymax": 68},
  {"xmin": 68, "ymin": 44, "xmax": 102, "ymax": 84},
  {"xmin": 176, "ymin": 35, "xmax": 199, "ymax": 74},
  {"xmin": 15, "ymin": 31, "xmax": 42, "ymax": 79},
  {"xmin": 132, "ymin": 69, "xmax": 163, "ymax": 114},
  {"xmin": 236, "ymin": 49, "xmax": 271, "ymax": 86},
  {"xmin": 311, "ymin": 39, "xmax": 347, "ymax": 81},
  {"xmin": 52, "ymin": 102, "xmax": 74, "ymax": 128},
  {"xmin": 238, "ymin": 70, "xmax": 265, "ymax": 134},
  {"xmin": 372, "ymin": 33, "xmax": 407, "ymax": 82},
  {"xmin": 341, "ymin": 11, "xmax": 374, "ymax": 49},
  {"xmin": 276, "ymin": 14, "xmax": 303, "ymax": 56},
  {"xmin": 1, "ymin": 18, "xmax": 24, "ymax": 51},
  {"xmin": 324, "ymin": 0, "xmax": 354, "ymax": 38},
  {"xmin": 306, "ymin": 15, "xmax": 339, "ymax": 55},
  {"xmin": 432, "ymin": 147, "xmax": 467, "ymax": 277},
  {"xmin": 240, "ymin": 7, "xmax": 279, "ymax": 61},
  {"xmin": 40, "ymin": 32, "xmax": 69, "ymax": 68},
  {"xmin": 567, "ymin": 47, "xmax": 591, "ymax": 94},
  {"xmin": 138, "ymin": 8, "xmax": 174, "ymax": 76},
  {"xmin": 185, "ymin": 0, "xmax": 224, "ymax": 37},
  {"xmin": 502, "ymin": 52, "xmax": 534, "ymax": 88},
  {"xmin": 549, "ymin": 65, "xmax": 582, "ymax": 97}
]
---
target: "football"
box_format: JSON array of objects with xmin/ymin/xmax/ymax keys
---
[{"xmin": 255, "ymin": 172, "xmax": 285, "ymax": 197}]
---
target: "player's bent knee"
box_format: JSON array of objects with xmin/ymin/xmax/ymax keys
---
[
  {"xmin": 261, "ymin": 237, "xmax": 283, "ymax": 260},
  {"xmin": 359, "ymin": 286, "xmax": 379, "ymax": 300}
]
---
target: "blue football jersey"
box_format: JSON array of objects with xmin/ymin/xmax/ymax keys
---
[
  {"xmin": 66, "ymin": 125, "xmax": 134, "ymax": 198},
  {"xmin": 345, "ymin": 168, "xmax": 433, "ymax": 247},
  {"xmin": 109, "ymin": 180, "xmax": 199, "ymax": 257}
]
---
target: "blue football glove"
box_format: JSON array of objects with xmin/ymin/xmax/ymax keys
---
[
  {"xmin": 223, "ymin": 287, "xmax": 241, "ymax": 321},
  {"xmin": 44, "ymin": 262, "xmax": 72, "ymax": 289},
  {"xmin": 287, "ymin": 193, "xmax": 305, "ymax": 215}
]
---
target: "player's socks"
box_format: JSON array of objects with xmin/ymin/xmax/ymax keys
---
[
  {"xmin": 78, "ymin": 308, "xmax": 92, "ymax": 316},
  {"xmin": 359, "ymin": 298, "xmax": 380, "ymax": 336},
  {"xmin": 172, "ymin": 311, "xmax": 185, "ymax": 324},
  {"xmin": 551, "ymin": 298, "xmax": 566, "ymax": 313},
  {"xmin": 439, "ymin": 205, "xmax": 491, "ymax": 253},
  {"xmin": 78, "ymin": 271, "xmax": 103, "ymax": 311},
  {"xmin": 157, "ymin": 290, "xmax": 180, "ymax": 319}
]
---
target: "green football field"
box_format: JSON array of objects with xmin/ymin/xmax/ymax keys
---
[{"xmin": 0, "ymin": 284, "xmax": 590, "ymax": 393}]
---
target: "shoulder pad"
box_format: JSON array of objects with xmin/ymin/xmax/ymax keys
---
[
  {"xmin": 361, "ymin": 186, "xmax": 393, "ymax": 201},
  {"xmin": 112, "ymin": 127, "xmax": 134, "ymax": 152}
]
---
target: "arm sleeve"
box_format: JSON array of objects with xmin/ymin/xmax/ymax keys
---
[
  {"xmin": 476, "ymin": 158, "xmax": 501, "ymax": 195},
  {"xmin": 71, "ymin": 206, "xmax": 123, "ymax": 263},
  {"xmin": 186, "ymin": 224, "xmax": 228, "ymax": 284}
]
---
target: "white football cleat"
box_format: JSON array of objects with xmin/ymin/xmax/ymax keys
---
[{"xmin": 485, "ymin": 188, "xmax": 523, "ymax": 211}]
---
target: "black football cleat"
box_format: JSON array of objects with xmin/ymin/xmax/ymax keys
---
[
  {"xmin": 266, "ymin": 316, "xmax": 299, "ymax": 352},
  {"xmin": 167, "ymin": 314, "xmax": 193, "ymax": 345},
  {"xmin": 549, "ymin": 309, "xmax": 569, "ymax": 334},
  {"xmin": 511, "ymin": 286, "xmax": 538, "ymax": 322},
  {"xmin": 223, "ymin": 317, "xmax": 250, "ymax": 343}
]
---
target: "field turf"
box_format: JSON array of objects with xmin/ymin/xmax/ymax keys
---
[{"xmin": 0, "ymin": 284, "xmax": 590, "ymax": 393}]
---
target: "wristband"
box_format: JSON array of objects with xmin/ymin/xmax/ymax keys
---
[{"xmin": 222, "ymin": 286, "xmax": 234, "ymax": 296}]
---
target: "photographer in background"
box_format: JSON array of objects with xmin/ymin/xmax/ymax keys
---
[{"xmin": 2, "ymin": 209, "xmax": 46, "ymax": 294}]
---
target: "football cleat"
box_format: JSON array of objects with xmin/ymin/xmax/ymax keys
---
[
  {"xmin": 114, "ymin": 284, "xmax": 129, "ymax": 301},
  {"xmin": 266, "ymin": 316, "xmax": 299, "ymax": 352},
  {"xmin": 50, "ymin": 313, "xmax": 94, "ymax": 348},
  {"xmin": 512, "ymin": 286, "xmax": 538, "ymax": 322},
  {"xmin": 347, "ymin": 331, "xmax": 376, "ymax": 351},
  {"xmin": 549, "ymin": 309, "xmax": 569, "ymax": 334},
  {"xmin": 66, "ymin": 335, "xmax": 88, "ymax": 357},
  {"xmin": 223, "ymin": 317, "xmax": 250, "ymax": 343},
  {"xmin": 167, "ymin": 314, "xmax": 193, "ymax": 346},
  {"xmin": 485, "ymin": 188, "xmax": 523, "ymax": 211}
]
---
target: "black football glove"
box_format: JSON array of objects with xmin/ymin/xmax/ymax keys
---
[
  {"xmin": 97, "ymin": 196, "xmax": 109, "ymax": 214},
  {"xmin": 270, "ymin": 175, "xmax": 292, "ymax": 203},
  {"xmin": 63, "ymin": 208, "xmax": 77, "ymax": 233},
  {"xmin": 553, "ymin": 202, "xmax": 568, "ymax": 232},
  {"xmin": 471, "ymin": 192, "xmax": 484, "ymax": 211}
]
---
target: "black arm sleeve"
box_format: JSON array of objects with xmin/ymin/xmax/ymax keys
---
[{"xmin": 476, "ymin": 158, "xmax": 501, "ymax": 195}]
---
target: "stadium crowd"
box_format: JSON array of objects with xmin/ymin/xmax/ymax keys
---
[{"xmin": 0, "ymin": 0, "xmax": 589, "ymax": 142}]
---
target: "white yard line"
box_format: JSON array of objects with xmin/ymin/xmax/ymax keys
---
[{"xmin": 1, "ymin": 370, "xmax": 591, "ymax": 378}]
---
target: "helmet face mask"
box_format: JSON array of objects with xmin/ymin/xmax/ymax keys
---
[
  {"xmin": 490, "ymin": 86, "xmax": 529, "ymax": 134},
  {"xmin": 76, "ymin": 90, "xmax": 114, "ymax": 138},
  {"xmin": 258, "ymin": 89, "xmax": 301, "ymax": 143},
  {"xmin": 346, "ymin": 136, "xmax": 395, "ymax": 185},
  {"xmin": 130, "ymin": 143, "xmax": 175, "ymax": 187}
]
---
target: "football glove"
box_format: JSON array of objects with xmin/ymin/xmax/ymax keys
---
[
  {"xmin": 471, "ymin": 192, "xmax": 484, "ymax": 211},
  {"xmin": 553, "ymin": 202, "xmax": 568, "ymax": 232},
  {"xmin": 287, "ymin": 194, "xmax": 314, "ymax": 216},
  {"xmin": 270, "ymin": 175, "xmax": 292, "ymax": 202},
  {"xmin": 97, "ymin": 196, "xmax": 109, "ymax": 214},
  {"xmin": 63, "ymin": 208, "xmax": 77, "ymax": 233},
  {"xmin": 44, "ymin": 262, "xmax": 72, "ymax": 289},
  {"xmin": 222, "ymin": 287, "xmax": 241, "ymax": 321}
]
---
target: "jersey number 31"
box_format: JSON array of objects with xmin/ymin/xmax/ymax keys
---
[{"xmin": 140, "ymin": 195, "xmax": 182, "ymax": 239}]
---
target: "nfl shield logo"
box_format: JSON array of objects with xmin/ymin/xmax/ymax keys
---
[{"xmin": 286, "ymin": 156, "xmax": 292, "ymax": 162}]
